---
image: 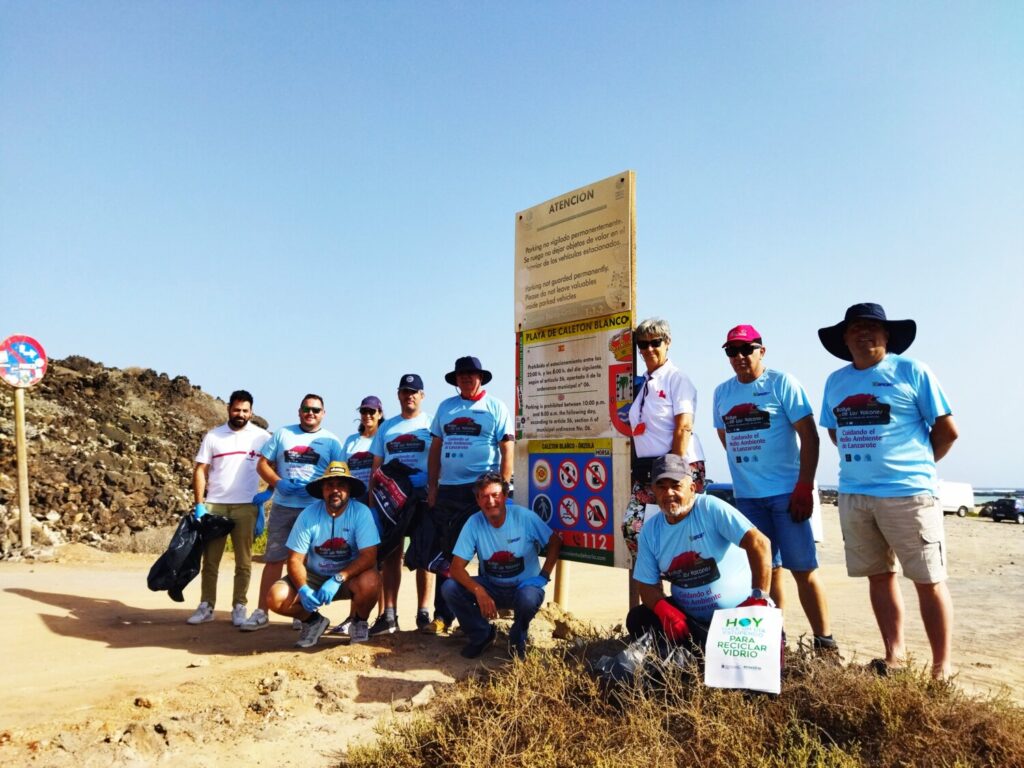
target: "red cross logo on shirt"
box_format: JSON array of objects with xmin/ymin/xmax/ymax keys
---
[{"xmin": 658, "ymin": 390, "xmax": 666, "ymax": 398}]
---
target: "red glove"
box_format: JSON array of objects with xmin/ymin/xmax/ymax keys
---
[
  {"xmin": 789, "ymin": 481, "xmax": 814, "ymax": 522},
  {"xmin": 738, "ymin": 593, "xmax": 776, "ymax": 608},
  {"xmin": 653, "ymin": 599, "xmax": 690, "ymax": 642}
]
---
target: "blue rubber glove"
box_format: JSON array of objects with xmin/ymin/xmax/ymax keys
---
[
  {"xmin": 193, "ymin": 503, "xmax": 207, "ymax": 519},
  {"xmin": 297, "ymin": 585, "xmax": 322, "ymax": 613},
  {"xmin": 314, "ymin": 576, "xmax": 342, "ymax": 605},
  {"xmin": 254, "ymin": 505, "xmax": 266, "ymax": 538},
  {"xmin": 517, "ymin": 574, "xmax": 549, "ymax": 590},
  {"xmin": 252, "ymin": 488, "xmax": 273, "ymax": 507}
]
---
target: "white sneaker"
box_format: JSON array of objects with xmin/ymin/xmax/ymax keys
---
[
  {"xmin": 231, "ymin": 604, "xmax": 247, "ymax": 627},
  {"xmin": 240, "ymin": 608, "xmax": 269, "ymax": 632},
  {"xmin": 349, "ymin": 619, "xmax": 370, "ymax": 643},
  {"xmin": 186, "ymin": 602, "xmax": 214, "ymax": 625},
  {"xmin": 295, "ymin": 614, "xmax": 330, "ymax": 649},
  {"xmin": 329, "ymin": 615, "xmax": 355, "ymax": 635}
]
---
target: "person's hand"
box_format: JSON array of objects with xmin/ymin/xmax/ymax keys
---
[
  {"xmin": 475, "ymin": 587, "xmax": 497, "ymax": 620},
  {"xmin": 517, "ymin": 575, "xmax": 549, "ymax": 590},
  {"xmin": 738, "ymin": 594, "xmax": 776, "ymax": 608},
  {"xmin": 193, "ymin": 503, "xmax": 207, "ymax": 520},
  {"xmin": 297, "ymin": 585, "xmax": 322, "ymax": 613},
  {"xmin": 254, "ymin": 506, "xmax": 266, "ymax": 538},
  {"xmin": 252, "ymin": 489, "xmax": 273, "ymax": 507},
  {"xmin": 315, "ymin": 576, "xmax": 341, "ymax": 605},
  {"xmin": 789, "ymin": 481, "xmax": 815, "ymax": 522},
  {"xmin": 653, "ymin": 599, "xmax": 690, "ymax": 642}
]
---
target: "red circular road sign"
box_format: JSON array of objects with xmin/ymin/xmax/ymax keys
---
[
  {"xmin": 0, "ymin": 335, "xmax": 47, "ymax": 389},
  {"xmin": 584, "ymin": 497, "xmax": 609, "ymax": 530},
  {"xmin": 557, "ymin": 459, "xmax": 580, "ymax": 491},
  {"xmin": 584, "ymin": 459, "xmax": 607, "ymax": 491},
  {"xmin": 558, "ymin": 497, "xmax": 580, "ymax": 527}
]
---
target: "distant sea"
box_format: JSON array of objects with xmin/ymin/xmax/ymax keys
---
[{"xmin": 818, "ymin": 486, "xmax": 1023, "ymax": 502}]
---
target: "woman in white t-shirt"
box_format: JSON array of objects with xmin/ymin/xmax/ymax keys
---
[{"xmin": 622, "ymin": 317, "xmax": 706, "ymax": 608}]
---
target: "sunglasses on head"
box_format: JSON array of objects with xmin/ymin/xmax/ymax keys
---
[
  {"xmin": 724, "ymin": 344, "xmax": 763, "ymax": 358},
  {"xmin": 301, "ymin": 406, "xmax": 323, "ymax": 414},
  {"xmin": 636, "ymin": 338, "xmax": 665, "ymax": 350}
]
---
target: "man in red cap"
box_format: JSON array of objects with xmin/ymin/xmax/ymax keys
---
[
  {"xmin": 819, "ymin": 303, "xmax": 958, "ymax": 679},
  {"xmin": 712, "ymin": 325, "xmax": 837, "ymax": 657}
]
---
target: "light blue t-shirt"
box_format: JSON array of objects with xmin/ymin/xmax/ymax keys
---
[
  {"xmin": 369, "ymin": 412, "xmax": 433, "ymax": 489},
  {"xmin": 285, "ymin": 498, "xmax": 380, "ymax": 577},
  {"xmin": 712, "ymin": 369, "xmax": 814, "ymax": 498},
  {"xmin": 260, "ymin": 425, "xmax": 343, "ymax": 508},
  {"xmin": 633, "ymin": 494, "xmax": 753, "ymax": 622},
  {"xmin": 453, "ymin": 504, "xmax": 554, "ymax": 587},
  {"xmin": 339, "ymin": 432, "xmax": 375, "ymax": 498},
  {"xmin": 820, "ymin": 354, "xmax": 952, "ymax": 497},
  {"xmin": 431, "ymin": 393, "xmax": 513, "ymax": 485}
]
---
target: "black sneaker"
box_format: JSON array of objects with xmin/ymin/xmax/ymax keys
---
[
  {"xmin": 368, "ymin": 614, "xmax": 399, "ymax": 636},
  {"xmin": 415, "ymin": 609, "xmax": 431, "ymax": 630},
  {"xmin": 460, "ymin": 625, "xmax": 497, "ymax": 659}
]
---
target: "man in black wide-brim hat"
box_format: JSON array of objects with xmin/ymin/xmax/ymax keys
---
[{"xmin": 818, "ymin": 303, "xmax": 959, "ymax": 679}]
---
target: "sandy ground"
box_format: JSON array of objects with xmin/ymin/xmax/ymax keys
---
[{"xmin": 1, "ymin": 506, "xmax": 1022, "ymax": 766}]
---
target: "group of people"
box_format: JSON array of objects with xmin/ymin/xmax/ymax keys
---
[
  {"xmin": 623, "ymin": 303, "xmax": 957, "ymax": 679},
  {"xmin": 188, "ymin": 356, "xmax": 558, "ymax": 658},
  {"xmin": 188, "ymin": 301, "xmax": 958, "ymax": 678}
]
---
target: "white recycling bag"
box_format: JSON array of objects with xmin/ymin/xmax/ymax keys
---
[{"xmin": 703, "ymin": 606, "xmax": 783, "ymax": 694}]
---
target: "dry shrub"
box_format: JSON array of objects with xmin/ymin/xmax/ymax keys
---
[{"xmin": 342, "ymin": 642, "xmax": 1024, "ymax": 768}]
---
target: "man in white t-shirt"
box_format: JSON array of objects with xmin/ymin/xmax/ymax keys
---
[{"xmin": 187, "ymin": 390, "xmax": 271, "ymax": 626}]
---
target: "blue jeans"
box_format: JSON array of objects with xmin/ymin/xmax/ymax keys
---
[{"xmin": 440, "ymin": 576, "xmax": 545, "ymax": 646}]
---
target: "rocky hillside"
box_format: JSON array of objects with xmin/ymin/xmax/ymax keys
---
[{"xmin": 0, "ymin": 355, "xmax": 267, "ymax": 559}]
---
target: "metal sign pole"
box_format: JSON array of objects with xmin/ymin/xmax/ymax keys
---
[{"xmin": 14, "ymin": 387, "xmax": 31, "ymax": 549}]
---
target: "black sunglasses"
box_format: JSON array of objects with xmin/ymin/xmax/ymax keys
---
[
  {"xmin": 359, "ymin": 408, "xmax": 379, "ymax": 416},
  {"xmin": 636, "ymin": 338, "xmax": 665, "ymax": 350},
  {"xmin": 724, "ymin": 344, "xmax": 763, "ymax": 358},
  {"xmin": 300, "ymin": 406, "xmax": 323, "ymax": 414}
]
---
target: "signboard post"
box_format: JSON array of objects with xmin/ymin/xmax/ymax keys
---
[
  {"xmin": 514, "ymin": 172, "xmax": 637, "ymax": 607},
  {"xmin": 1, "ymin": 335, "xmax": 48, "ymax": 549}
]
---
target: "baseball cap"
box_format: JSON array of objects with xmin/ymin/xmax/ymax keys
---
[
  {"xmin": 651, "ymin": 454, "xmax": 692, "ymax": 484},
  {"xmin": 722, "ymin": 324, "xmax": 763, "ymax": 348},
  {"xmin": 397, "ymin": 373, "xmax": 424, "ymax": 391},
  {"xmin": 359, "ymin": 396, "xmax": 383, "ymax": 412}
]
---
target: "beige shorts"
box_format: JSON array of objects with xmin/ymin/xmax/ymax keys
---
[{"xmin": 838, "ymin": 493, "xmax": 947, "ymax": 583}]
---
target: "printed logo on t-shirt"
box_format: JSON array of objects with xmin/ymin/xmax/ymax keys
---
[
  {"xmin": 662, "ymin": 550, "xmax": 720, "ymax": 589},
  {"xmin": 347, "ymin": 451, "xmax": 374, "ymax": 472},
  {"xmin": 314, "ymin": 536, "xmax": 352, "ymax": 564},
  {"xmin": 833, "ymin": 394, "xmax": 891, "ymax": 427},
  {"xmin": 284, "ymin": 445, "xmax": 322, "ymax": 465},
  {"xmin": 387, "ymin": 433, "xmax": 426, "ymax": 454},
  {"xmin": 483, "ymin": 550, "xmax": 525, "ymax": 579},
  {"xmin": 444, "ymin": 417, "xmax": 483, "ymax": 437},
  {"xmin": 722, "ymin": 402, "xmax": 771, "ymax": 433}
]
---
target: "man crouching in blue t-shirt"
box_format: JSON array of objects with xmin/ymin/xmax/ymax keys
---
[
  {"xmin": 628, "ymin": 454, "xmax": 773, "ymax": 650},
  {"xmin": 266, "ymin": 461, "xmax": 381, "ymax": 650},
  {"xmin": 442, "ymin": 471, "xmax": 562, "ymax": 659}
]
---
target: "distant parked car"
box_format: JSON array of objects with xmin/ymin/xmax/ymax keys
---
[
  {"xmin": 989, "ymin": 498, "xmax": 1024, "ymax": 524},
  {"xmin": 704, "ymin": 482, "xmax": 824, "ymax": 543}
]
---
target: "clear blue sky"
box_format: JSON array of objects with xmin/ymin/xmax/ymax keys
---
[{"xmin": 2, "ymin": 3, "xmax": 1021, "ymax": 487}]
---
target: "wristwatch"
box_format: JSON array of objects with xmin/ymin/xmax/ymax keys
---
[
  {"xmin": 333, "ymin": 573, "xmax": 346, "ymax": 585},
  {"xmin": 750, "ymin": 588, "xmax": 769, "ymax": 600}
]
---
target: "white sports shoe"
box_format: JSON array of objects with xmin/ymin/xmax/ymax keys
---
[
  {"xmin": 240, "ymin": 608, "xmax": 269, "ymax": 632},
  {"xmin": 231, "ymin": 604, "xmax": 247, "ymax": 627},
  {"xmin": 186, "ymin": 602, "xmax": 214, "ymax": 625}
]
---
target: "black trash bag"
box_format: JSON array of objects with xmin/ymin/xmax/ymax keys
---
[
  {"xmin": 369, "ymin": 459, "xmax": 423, "ymax": 565},
  {"xmin": 589, "ymin": 630, "xmax": 699, "ymax": 694},
  {"xmin": 147, "ymin": 513, "xmax": 235, "ymax": 602}
]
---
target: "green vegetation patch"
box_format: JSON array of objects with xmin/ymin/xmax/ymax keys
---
[{"xmin": 344, "ymin": 643, "xmax": 1024, "ymax": 768}]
